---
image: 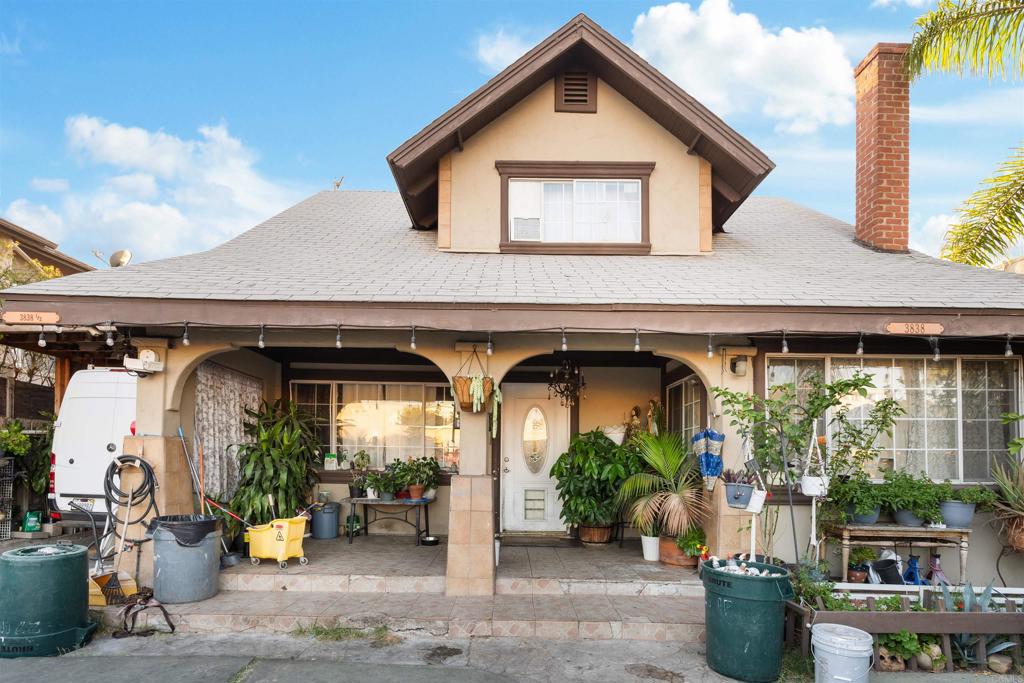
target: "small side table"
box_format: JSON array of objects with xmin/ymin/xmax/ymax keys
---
[
  {"xmin": 826, "ymin": 524, "xmax": 971, "ymax": 584},
  {"xmin": 342, "ymin": 497, "xmax": 430, "ymax": 546}
]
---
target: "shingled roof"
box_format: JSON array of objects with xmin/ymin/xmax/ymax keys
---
[{"xmin": 5, "ymin": 190, "xmax": 1021, "ymax": 311}]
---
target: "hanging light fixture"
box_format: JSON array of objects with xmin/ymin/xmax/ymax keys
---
[
  {"xmin": 548, "ymin": 359, "xmax": 585, "ymax": 407},
  {"xmin": 707, "ymin": 333, "xmax": 714, "ymax": 359},
  {"xmin": 410, "ymin": 326, "xmax": 417, "ymax": 350},
  {"xmin": 781, "ymin": 331, "xmax": 789, "ymax": 354},
  {"xmin": 335, "ymin": 324, "xmax": 343, "ymax": 349},
  {"xmin": 182, "ymin": 321, "xmax": 191, "ymax": 347},
  {"xmin": 560, "ymin": 327, "xmax": 568, "ymax": 352},
  {"xmin": 37, "ymin": 332, "xmax": 46, "ymax": 348},
  {"xmin": 634, "ymin": 329, "xmax": 641, "ymax": 353},
  {"xmin": 1006, "ymin": 334, "xmax": 1014, "ymax": 357},
  {"xmin": 105, "ymin": 322, "xmax": 115, "ymax": 347},
  {"xmin": 486, "ymin": 331, "xmax": 493, "ymax": 356},
  {"xmin": 257, "ymin": 324, "xmax": 266, "ymax": 349},
  {"xmin": 856, "ymin": 332, "xmax": 864, "ymax": 356},
  {"xmin": 930, "ymin": 336, "xmax": 940, "ymax": 362}
]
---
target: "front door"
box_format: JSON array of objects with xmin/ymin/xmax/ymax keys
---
[{"xmin": 500, "ymin": 384, "xmax": 570, "ymax": 532}]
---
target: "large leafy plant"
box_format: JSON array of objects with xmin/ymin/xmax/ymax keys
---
[
  {"xmin": 829, "ymin": 471, "xmax": 883, "ymax": 519},
  {"xmin": 880, "ymin": 470, "xmax": 943, "ymax": 523},
  {"xmin": 614, "ymin": 432, "xmax": 709, "ymax": 537},
  {"xmin": 229, "ymin": 399, "xmax": 321, "ymax": 530},
  {"xmin": 551, "ymin": 430, "xmax": 643, "ymax": 527}
]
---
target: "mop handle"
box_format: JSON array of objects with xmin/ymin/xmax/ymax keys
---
[{"xmin": 205, "ymin": 498, "xmax": 253, "ymax": 528}]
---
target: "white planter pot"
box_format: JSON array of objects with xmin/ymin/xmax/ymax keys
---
[
  {"xmin": 641, "ymin": 535, "xmax": 661, "ymax": 562},
  {"xmin": 494, "ymin": 539, "xmax": 501, "ymax": 566},
  {"xmin": 425, "ymin": 487, "xmax": 437, "ymax": 501},
  {"xmin": 745, "ymin": 488, "xmax": 767, "ymax": 514},
  {"xmin": 366, "ymin": 488, "xmax": 377, "ymax": 500},
  {"xmin": 602, "ymin": 426, "xmax": 626, "ymax": 445},
  {"xmin": 800, "ymin": 475, "xmax": 829, "ymax": 497}
]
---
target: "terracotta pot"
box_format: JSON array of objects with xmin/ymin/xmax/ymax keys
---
[
  {"xmin": 659, "ymin": 537, "xmax": 698, "ymax": 567},
  {"xmin": 408, "ymin": 484, "xmax": 426, "ymax": 500},
  {"xmin": 1008, "ymin": 517, "xmax": 1024, "ymax": 552},
  {"xmin": 579, "ymin": 525, "xmax": 613, "ymax": 544},
  {"xmin": 847, "ymin": 569, "xmax": 868, "ymax": 583}
]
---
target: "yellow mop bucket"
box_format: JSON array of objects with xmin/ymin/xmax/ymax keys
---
[{"xmin": 246, "ymin": 517, "xmax": 309, "ymax": 569}]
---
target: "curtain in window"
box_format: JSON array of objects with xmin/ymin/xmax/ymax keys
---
[{"xmin": 194, "ymin": 361, "xmax": 264, "ymax": 498}]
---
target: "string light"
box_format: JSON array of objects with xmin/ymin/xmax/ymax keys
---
[
  {"xmin": 781, "ymin": 331, "xmax": 789, "ymax": 354},
  {"xmin": 335, "ymin": 324, "xmax": 343, "ymax": 349},
  {"xmin": 486, "ymin": 332, "xmax": 493, "ymax": 356},
  {"xmin": 37, "ymin": 332, "xmax": 46, "ymax": 348},
  {"xmin": 706, "ymin": 333, "xmax": 714, "ymax": 359},
  {"xmin": 1006, "ymin": 334, "xmax": 1014, "ymax": 357},
  {"xmin": 257, "ymin": 324, "xmax": 266, "ymax": 349},
  {"xmin": 182, "ymin": 321, "xmax": 190, "ymax": 347},
  {"xmin": 410, "ymin": 326, "xmax": 417, "ymax": 350},
  {"xmin": 856, "ymin": 332, "xmax": 864, "ymax": 356},
  {"xmin": 634, "ymin": 329, "xmax": 641, "ymax": 353},
  {"xmin": 105, "ymin": 322, "xmax": 115, "ymax": 347},
  {"xmin": 930, "ymin": 336, "xmax": 940, "ymax": 362},
  {"xmin": 561, "ymin": 328, "xmax": 568, "ymax": 352}
]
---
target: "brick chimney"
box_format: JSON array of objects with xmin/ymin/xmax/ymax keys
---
[{"xmin": 854, "ymin": 43, "xmax": 910, "ymax": 252}]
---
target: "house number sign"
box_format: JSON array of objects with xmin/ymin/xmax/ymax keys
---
[
  {"xmin": 885, "ymin": 322, "xmax": 944, "ymax": 335},
  {"xmin": 1, "ymin": 311, "xmax": 60, "ymax": 325}
]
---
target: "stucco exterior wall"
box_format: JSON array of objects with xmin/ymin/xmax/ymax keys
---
[
  {"xmin": 579, "ymin": 366, "xmax": 661, "ymax": 433},
  {"xmin": 448, "ymin": 78, "xmax": 704, "ymax": 254}
]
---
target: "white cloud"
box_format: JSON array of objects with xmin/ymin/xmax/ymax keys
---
[
  {"xmin": 872, "ymin": 0, "xmax": 932, "ymax": 8},
  {"xmin": 475, "ymin": 27, "xmax": 533, "ymax": 74},
  {"xmin": 4, "ymin": 198, "xmax": 65, "ymax": 240},
  {"xmin": 29, "ymin": 177, "xmax": 69, "ymax": 193},
  {"xmin": 909, "ymin": 213, "xmax": 951, "ymax": 255},
  {"xmin": 631, "ymin": 1, "xmax": 855, "ymax": 134},
  {"xmin": 912, "ymin": 89, "xmax": 1024, "ymax": 125},
  {"xmin": 6, "ymin": 116, "xmax": 307, "ymax": 261}
]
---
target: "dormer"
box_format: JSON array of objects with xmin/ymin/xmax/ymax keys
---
[{"xmin": 387, "ymin": 14, "xmax": 773, "ymax": 255}]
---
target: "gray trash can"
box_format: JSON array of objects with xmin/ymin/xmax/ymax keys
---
[
  {"xmin": 149, "ymin": 515, "xmax": 221, "ymax": 604},
  {"xmin": 311, "ymin": 502, "xmax": 340, "ymax": 539}
]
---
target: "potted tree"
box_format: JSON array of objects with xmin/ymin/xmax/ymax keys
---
[
  {"xmin": 551, "ymin": 430, "xmax": 642, "ymax": 544},
  {"xmin": 616, "ymin": 432, "xmax": 710, "ymax": 566},
  {"xmin": 936, "ymin": 481, "xmax": 998, "ymax": 528}
]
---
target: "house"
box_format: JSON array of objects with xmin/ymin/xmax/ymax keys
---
[
  {"xmin": 1, "ymin": 15, "xmax": 1021, "ymax": 594},
  {"xmin": 0, "ymin": 217, "xmax": 92, "ymax": 421}
]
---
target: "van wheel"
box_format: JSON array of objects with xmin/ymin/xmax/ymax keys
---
[
  {"xmin": 299, "ymin": 556, "xmax": 309, "ymax": 566},
  {"xmin": 250, "ymin": 557, "xmax": 260, "ymax": 566},
  {"xmin": 278, "ymin": 561, "xmax": 289, "ymax": 570}
]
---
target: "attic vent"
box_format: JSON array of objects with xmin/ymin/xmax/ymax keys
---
[{"xmin": 555, "ymin": 70, "xmax": 597, "ymax": 113}]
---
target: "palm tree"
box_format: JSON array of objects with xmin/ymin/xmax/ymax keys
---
[
  {"xmin": 615, "ymin": 432, "xmax": 710, "ymax": 537},
  {"xmin": 906, "ymin": 0, "xmax": 1024, "ymax": 267}
]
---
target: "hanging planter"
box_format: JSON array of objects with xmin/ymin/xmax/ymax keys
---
[
  {"xmin": 451, "ymin": 346, "xmax": 494, "ymax": 413},
  {"xmin": 799, "ymin": 425, "xmax": 829, "ymax": 497}
]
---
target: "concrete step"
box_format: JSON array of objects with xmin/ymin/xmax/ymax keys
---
[
  {"xmin": 220, "ymin": 571, "xmax": 445, "ymax": 594},
  {"xmin": 495, "ymin": 576, "xmax": 704, "ymax": 597},
  {"xmin": 96, "ymin": 591, "xmax": 705, "ymax": 642}
]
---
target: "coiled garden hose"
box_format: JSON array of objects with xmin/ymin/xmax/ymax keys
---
[{"xmin": 103, "ymin": 455, "xmax": 161, "ymax": 531}]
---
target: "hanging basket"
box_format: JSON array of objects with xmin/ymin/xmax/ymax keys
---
[
  {"xmin": 1007, "ymin": 517, "xmax": 1024, "ymax": 552},
  {"xmin": 452, "ymin": 376, "xmax": 494, "ymax": 412},
  {"xmin": 800, "ymin": 475, "xmax": 830, "ymax": 497}
]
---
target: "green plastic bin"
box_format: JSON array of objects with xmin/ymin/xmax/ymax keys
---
[
  {"xmin": 0, "ymin": 544, "xmax": 97, "ymax": 657},
  {"xmin": 702, "ymin": 560, "xmax": 794, "ymax": 682}
]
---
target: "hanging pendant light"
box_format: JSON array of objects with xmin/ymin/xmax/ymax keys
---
[
  {"xmin": 560, "ymin": 327, "xmax": 568, "ymax": 352},
  {"xmin": 105, "ymin": 322, "xmax": 115, "ymax": 347},
  {"xmin": 634, "ymin": 329, "xmax": 641, "ymax": 353},
  {"xmin": 335, "ymin": 324, "xmax": 343, "ymax": 349},
  {"xmin": 486, "ymin": 331, "xmax": 493, "ymax": 356},
  {"xmin": 410, "ymin": 326, "xmax": 417, "ymax": 350},
  {"xmin": 1005, "ymin": 334, "xmax": 1014, "ymax": 357},
  {"xmin": 37, "ymin": 332, "xmax": 46, "ymax": 348},
  {"xmin": 856, "ymin": 332, "xmax": 864, "ymax": 356},
  {"xmin": 781, "ymin": 331, "xmax": 789, "ymax": 354},
  {"xmin": 257, "ymin": 324, "xmax": 266, "ymax": 349},
  {"xmin": 930, "ymin": 336, "xmax": 940, "ymax": 362},
  {"xmin": 182, "ymin": 321, "xmax": 191, "ymax": 347},
  {"xmin": 707, "ymin": 333, "xmax": 714, "ymax": 359}
]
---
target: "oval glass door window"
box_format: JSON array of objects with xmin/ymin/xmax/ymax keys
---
[{"xmin": 522, "ymin": 406, "xmax": 548, "ymax": 474}]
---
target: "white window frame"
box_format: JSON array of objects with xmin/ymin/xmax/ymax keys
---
[
  {"xmin": 290, "ymin": 380, "xmax": 458, "ymax": 469},
  {"xmin": 665, "ymin": 375, "xmax": 702, "ymax": 444},
  {"xmin": 762, "ymin": 353, "xmax": 1023, "ymax": 483},
  {"xmin": 508, "ymin": 177, "xmax": 643, "ymax": 244}
]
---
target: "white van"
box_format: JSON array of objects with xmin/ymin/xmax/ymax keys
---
[{"xmin": 49, "ymin": 368, "xmax": 137, "ymax": 525}]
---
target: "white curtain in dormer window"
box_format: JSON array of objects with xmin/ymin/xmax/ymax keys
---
[
  {"xmin": 509, "ymin": 180, "xmax": 542, "ymax": 241},
  {"xmin": 509, "ymin": 178, "xmax": 640, "ymax": 243}
]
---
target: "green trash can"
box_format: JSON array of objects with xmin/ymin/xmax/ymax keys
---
[{"xmin": 702, "ymin": 560, "xmax": 794, "ymax": 682}]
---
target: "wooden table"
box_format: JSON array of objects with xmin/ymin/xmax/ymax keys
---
[
  {"xmin": 826, "ymin": 524, "xmax": 972, "ymax": 584},
  {"xmin": 342, "ymin": 497, "xmax": 430, "ymax": 546}
]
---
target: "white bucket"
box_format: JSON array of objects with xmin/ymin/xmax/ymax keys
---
[
  {"xmin": 811, "ymin": 623, "xmax": 873, "ymax": 683},
  {"xmin": 641, "ymin": 535, "xmax": 660, "ymax": 561}
]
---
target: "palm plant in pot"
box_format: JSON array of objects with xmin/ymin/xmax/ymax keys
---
[
  {"xmin": 551, "ymin": 430, "xmax": 643, "ymax": 544},
  {"xmin": 615, "ymin": 432, "xmax": 710, "ymax": 566}
]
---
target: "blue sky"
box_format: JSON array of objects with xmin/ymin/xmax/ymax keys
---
[{"xmin": 2, "ymin": 0, "xmax": 1021, "ymax": 264}]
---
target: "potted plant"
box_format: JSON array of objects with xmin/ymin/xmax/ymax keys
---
[
  {"xmin": 616, "ymin": 432, "xmax": 710, "ymax": 565},
  {"xmin": 228, "ymin": 400, "xmax": 321, "ymax": 531},
  {"xmin": 721, "ymin": 469, "xmax": 755, "ymax": 509},
  {"xmin": 664, "ymin": 525, "xmax": 707, "ymax": 568},
  {"xmin": 349, "ymin": 472, "xmax": 368, "ymax": 499},
  {"xmin": 800, "ymin": 433, "xmax": 829, "ymax": 497},
  {"xmin": 366, "ymin": 470, "xmax": 399, "ymax": 502},
  {"xmin": 847, "ymin": 546, "xmax": 875, "ymax": 583},
  {"xmin": 348, "ymin": 449, "xmax": 371, "ymax": 498},
  {"xmin": 936, "ymin": 481, "xmax": 998, "ymax": 528},
  {"xmin": 551, "ymin": 430, "xmax": 643, "ymax": 544},
  {"xmin": 400, "ymin": 456, "xmax": 441, "ymax": 500},
  {"xmin": 992, "ymin": 459, "xmax": 1024, "ymax": 551},
  {"xmin": 880, "ymin": 470, "xmax": 942, "ymax": 526},
  {"xmin": 830, "ymin": 471, "xmax": 882, "ymax": 524}
]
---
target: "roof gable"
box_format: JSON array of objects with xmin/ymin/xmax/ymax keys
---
[{"xmin": 388, "ymin": 14, "xmax": 773, "ymax": 232}]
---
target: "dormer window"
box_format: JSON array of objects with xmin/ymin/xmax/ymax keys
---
[
  {"xmin": 497, "ymin": 161, "xmax": 654, "ymax": 254},
  {"xmin": 555, "ymin": 71, "xmax": 597, "ymax": 113}
]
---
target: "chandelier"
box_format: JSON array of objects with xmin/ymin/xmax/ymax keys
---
[{"xmin": 548, "ymin": 360, "xmax": 585, "ymax": 407}]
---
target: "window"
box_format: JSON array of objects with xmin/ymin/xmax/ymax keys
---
[
  {"xmin": 667, "ymin": 376, "xmax": 703, "ymax": 445},
  {"xmin": 765, "ymin": 355, "xmax": 1021, "ymax": 482},
  {"xmin": 290, "ymin": 381, "xmax": 460, "ymax": 471},
  {"xmin": 496, "ymin": 161, "xmax": 654, "ymax": 253},
  {"xmin": 509, "ymin": 179, "xmax": 641, "ymax": 243}
]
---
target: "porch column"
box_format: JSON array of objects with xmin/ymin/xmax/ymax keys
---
[{"xmin": 444, "ymin": 411, "xmax": 495, "ymax": 594}]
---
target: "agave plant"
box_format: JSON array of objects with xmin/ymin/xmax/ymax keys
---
[
  {"xmin": 615, "ymin": 432, "xmax": 710, "ymax": 537},
  {"xmin": 941, "ymin": 581, "xmax": 1016, "ymax": 665}
]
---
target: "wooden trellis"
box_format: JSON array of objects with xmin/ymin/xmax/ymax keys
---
[{"xmin": 785, "ymin": 597, "xmax": 1023, "ymax": 672}]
